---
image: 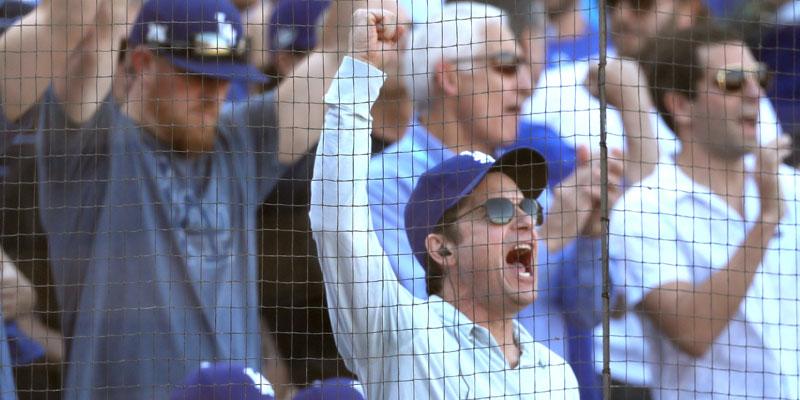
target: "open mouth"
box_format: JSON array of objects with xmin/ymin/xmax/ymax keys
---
[{"xmin": 506, "ymin": 244, "xmax": 534, "ymax": 278}]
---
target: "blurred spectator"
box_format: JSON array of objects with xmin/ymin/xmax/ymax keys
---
[
  {"xmin": 267, "ymin": 0, "xmax": 331, "ymax": 80},
  {"xmin": 542, "ymin": 0, "xmax": 604, "ymax": 66},
  {"xmin": 597, "ymin": 3, "xmax": 787, "ymax": 398},
  {"xmin": 620, "ymin": 22, "xmax": 799, "ymax": 399},
  {"xmin": 171, "ymin": 362, "xmax": 276, "ymax": 400}
]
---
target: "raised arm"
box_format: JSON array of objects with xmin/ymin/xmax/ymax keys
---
[
  {"xmin": 586, "ymin": 59, "xmax": 659, "ymax": 184},
  {"xmin": 0, "ymin": 0, "xmax": 105, "ymax": 121},
  {"xmin": 51, "ymin": 0, "xmax": 141, "ymax": 124},
  {"xmin": 624, "ymin": 137, "xmax": 791, "ymax": 358},
  {"xmin": 309, "ymin": 9, "xmax": 407, "ymax": 363}
]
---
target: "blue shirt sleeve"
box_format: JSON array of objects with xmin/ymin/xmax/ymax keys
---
[{"xmin": 554, "ymin": 237, "xmax": 611, "ymax": 331}]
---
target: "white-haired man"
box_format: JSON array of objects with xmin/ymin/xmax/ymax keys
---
[{"xmin": 312, "ymin": 6, "xmax": 579, "ymax": 399}]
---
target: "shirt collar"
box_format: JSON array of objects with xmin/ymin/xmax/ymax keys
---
[
  {"xmin": 399, "ymin": 122, "xmax": 455, "ymax": 169},
  {"xmin": 428, "ymin": 295, "xmax": 538, "ymax": 368}
]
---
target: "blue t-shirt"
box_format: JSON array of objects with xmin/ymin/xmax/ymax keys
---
[{"xmin": 24, "ymin": 88, "xmax": 284, "ymax": 400}]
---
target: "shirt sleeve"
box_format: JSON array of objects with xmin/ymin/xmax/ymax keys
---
[
  {"xmin": 309, "ymin": 56, "xmax": 416, "ymax": 367},
  {"xmin": 555, "ymin": 237, "xmax": 608, "ymax": 330}
]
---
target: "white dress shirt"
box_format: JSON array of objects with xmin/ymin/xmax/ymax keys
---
[
  {"xmin": 310, "ymin": 56, "xmax": 580, "ymax": 400},
  {"xmin": 612, "ymin": 160, "xmax": 800, "ymax": 400}
]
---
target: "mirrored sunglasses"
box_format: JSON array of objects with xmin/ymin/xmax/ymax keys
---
[{"xmin": 456, "ymin": 197, "xmax": 544, "ymax": 226}]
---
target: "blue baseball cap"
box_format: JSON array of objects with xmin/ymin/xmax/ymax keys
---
[
  {"xmin": 171, "ymin": 362, "xmax": 276, "ymax": 400},
  {"xmin": 405, "ymin": 146, "xmax": 547, "ymax": 267},
  {"xmin": 268, "ymin": 0, "xmax": 331, "ymax": 53},
  {"xmin": 292, "ymin": 378, "xmax": 366, "ymax": 400},
  {"xmin": 127, "ymin": 0, "xmax": 268, "ymax": 83}
]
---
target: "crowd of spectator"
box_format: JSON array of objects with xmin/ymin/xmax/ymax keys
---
[{"xmin": 0, "ymin": 0, "xmax": 798, "ymax": 398}]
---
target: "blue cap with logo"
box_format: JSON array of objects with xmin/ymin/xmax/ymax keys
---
[
  {"xmin": 404, "ymin": 146, "xmax": 547, "ymax": 267},
  {"xmin": 171, "ymin": 362, "xmax": 276, "ymax": 400},
  {"xmin": 127, "ymin": 0, "xmax": 268, "ymax": 83},
  {"xmin": 292, "ymin": 378, "xmax": 366, "ymax": 400},
  {"xmin": 268, "ymin": 0, "xmax": 331, "ymax": 53}
]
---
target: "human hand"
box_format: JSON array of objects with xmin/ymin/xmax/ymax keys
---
[
  {"xmin": 755, "ymin": 135, "xmax": 792, "ymax": 224},
  {"xmin": 549, "ymin": 146, "xmax": 624, "ymax": 240},
  {"xmin": 348, "ymin": 8, "xmax": 406, "ymax": 72},
  {"xmin": 585, "ymin": 58, "xmax": 653, "ymax": 112},
  {"xmin": 0, "ymin": 253, "xmax": 36, "ymax": 320}
]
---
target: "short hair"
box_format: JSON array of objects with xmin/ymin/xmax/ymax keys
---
[
  {"xmin": 506, "ymin": 0, "xmax": 547, "ymax": 38},
  {"xmin": 641, "ymin": 21, "xmax": 743, "ymax": 133},
  {"xmin": 402, "ymin": 2, "xmax": 508, "ymax": 115},
  {"xmin": 423, "ymin": 205, "xmax": 463, "ymax": 296}
]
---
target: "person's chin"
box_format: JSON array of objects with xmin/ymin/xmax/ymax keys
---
[{"xmin": 503, "ymin": 276, "xmax": 536, "ymax": 307}]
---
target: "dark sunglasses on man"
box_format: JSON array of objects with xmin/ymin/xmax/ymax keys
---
[
  {"xmin": 456, "ymin": 197, "xmax": 544, "ymax": 226},
  {"xmin": 451, "ymin": 51, "xmax": 528, "ymax": 76},
  {"xmin": 714, "ymin": 63, "xmax": 772, "ymax": 92}
]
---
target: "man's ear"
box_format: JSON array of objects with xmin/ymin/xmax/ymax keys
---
[
  {"xmin": 425, "ymin": 232, "xmax": 454, "ymax": 268},
  {"xmin": 129, "ymin": 47, "xmax": 154, "ymax": 76},
  {"xmin": 663, "ymin": 90, "xmax": 692, "ymax": 133},
  {"xmin": 434, "ymin": 60, "xmax": 459, "ymax": 97}
]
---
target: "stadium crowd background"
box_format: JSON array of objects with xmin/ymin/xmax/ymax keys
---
[{"xmin": 0, "ymin": 0, "xmax": 798, "ymax": 398}]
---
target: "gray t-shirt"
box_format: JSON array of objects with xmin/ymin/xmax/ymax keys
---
[{"xmin": 30, "ymin": 88, "xmax": 283, "ymax": 399}]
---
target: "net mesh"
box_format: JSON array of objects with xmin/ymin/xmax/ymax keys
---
[{"xmin": 0, "ymin": 0, "xmax": 797, "ymax": 399}]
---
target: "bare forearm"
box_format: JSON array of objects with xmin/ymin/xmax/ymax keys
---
[
  {"xmin": 0, "ymin": 0, "xmax": 102, "ymax": 121},
  {"xmin": 618, "ymin": 96, "xmax": 658, "ymax": 184},
  {"xmin": 52, "ymin": 10, "xmax": 119, "ymax": 124},
  {"xmin": 276, "ymin": 0, "xmax": 369, "ymax": 164},
  {"xmin": 644, "ymin": 220, "xmax": 778, "ymax": 357}
]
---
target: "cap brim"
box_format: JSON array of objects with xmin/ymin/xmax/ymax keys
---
[
  {"xmin": 169, "ymin": 56, "xmax": 269, "ymax": 83},
  {"xmin": 492, "ymin": 146, "xmax": 548, "ymax": 200}
]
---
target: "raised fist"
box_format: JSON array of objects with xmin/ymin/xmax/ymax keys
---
[
  {"xmin": 348, "ymin": 8, "xmax": 406, "ymax": 72},
  {"xmin": 585, "ymin": 58, "xmax": 653, "ymax": 112},
  {"xmin": 755, "ymin": 135, "xmax": 792, "ymax": 224}
]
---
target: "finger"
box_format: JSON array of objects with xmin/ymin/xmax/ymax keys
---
[{"xmin": 371, "ymin": 9, "xmax": 398, "ymax": 41}]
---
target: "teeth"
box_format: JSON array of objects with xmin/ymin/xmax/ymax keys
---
[{"xmin": 518, "ymin": 271, "xmax": 531, "ymax": 278}]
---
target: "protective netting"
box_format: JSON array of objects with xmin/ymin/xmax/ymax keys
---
[{"xmin": 0, "ymin": 0, "xmax": 797, "ymax": 399}]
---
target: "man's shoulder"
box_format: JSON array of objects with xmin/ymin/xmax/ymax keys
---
[
  {"xmin": 368, "ymin": 129, "xmax": 418, "ymax": 181},
  {"xmin": 616, "ymin": 167, "xmax": 676, "ymax": 212}
]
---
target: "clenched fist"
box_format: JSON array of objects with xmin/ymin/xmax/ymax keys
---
[{"xmin": 348, "ymin": 8, "xmax": 406, "ymax": 72}]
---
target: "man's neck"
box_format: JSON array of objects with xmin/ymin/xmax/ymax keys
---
[
  {"xmin": 371, "ymin": 89, "xmax": 413, "ymax": 144},
  {"xmin": 549, "ymin": 7, "xmax": 587, "ymax": 38},
  {"xmin": 676, "ymin": 142, "xmax": 747, "ymax": 215},
  {"xmin": 440, "ymin": 286, "xmax": 522, "ymax": 368},
  {"xmin": 418, "ymin": 108, "xmax": 494, "ymax": 156}
]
